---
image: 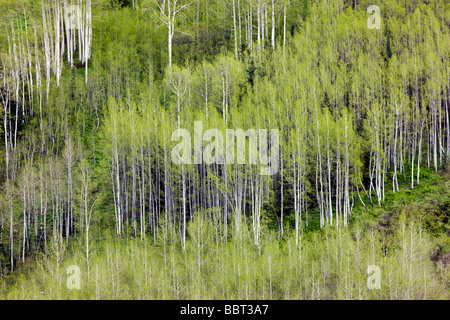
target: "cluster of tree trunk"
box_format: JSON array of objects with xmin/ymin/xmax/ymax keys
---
[{"xmin": 0, "ymin": 0, "xmax": 449, "ymax": 273}]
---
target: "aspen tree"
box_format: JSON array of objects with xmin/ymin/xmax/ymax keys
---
[
  {"xmin": 79, "ymin": 159, "xmax": 90, "ymax": 272},
  {"xmin": 166, "ymin": 65, "xmax": 190, "ymax": 128},
  {"xmin": 192, "ymin": 61, "xmax": 214, "ymax": 119},
  {"xmin": 63, "ymin": 136, "xmax": 76, "ymax": 239},
  {"xmin": 151, "ymin": 0, "xmax": 194, "ymax": 67}
]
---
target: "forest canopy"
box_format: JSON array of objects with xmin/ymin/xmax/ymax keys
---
[{"xmin": 0, "ymin": 0, "xmax": 449, "ymax": 300}]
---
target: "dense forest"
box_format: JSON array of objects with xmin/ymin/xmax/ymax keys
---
[{"xmin": 0, "ymin": 0, "xmax": 449, "ymax": 299}]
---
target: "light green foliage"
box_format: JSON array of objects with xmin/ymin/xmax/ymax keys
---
[
  {"xmin": 2, "ymin": 212, "xmax": 448, "ymax": 300},
  {"xmin": 0, "ymin": 0, "xmax": 449, "ymax": 300}
]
